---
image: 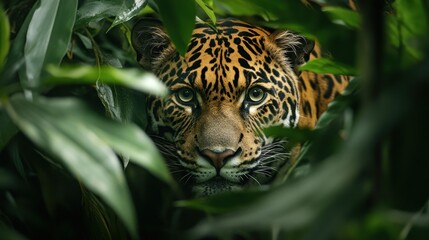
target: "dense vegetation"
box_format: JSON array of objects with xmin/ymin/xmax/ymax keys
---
[{"xmin": 1, "ymin": 0, "xmax": 428, "ymax": 239}]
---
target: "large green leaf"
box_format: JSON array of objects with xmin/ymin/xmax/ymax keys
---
[
  {"xmin": 0, "ymin": 6, "xmax": 9, "ymax": 71},
  {"xmin": 82, "ymin": 104, "xmax": 174, "ymax": 186},
  {"xmin": 45, "ymin": 65, "xmax": 167, "ymax": 96},
  {"xmin": 395, "ymin": 0, "xmax": 428, "ymax": 39},
  {"xmin": 76, "ymin": 0, "xmax": 147, "ymax": 28},
  {"xmin": 154, "ymin": 0, "xmax": 196, "ymax": 56},
  {"xmin": 196, "ymin": 0, "xmax": 217, "ymax": 24},
  {"xmin": 111, "ymin": 0, "xmax": 148, "ymax": 30},
  {"xmin": 4, "ymin": 94, "xmax": 141, "ymax": 238},
  {"xmin": 0, "ymin": 2, "xmax": 37, "ymax": 86},
  {"xmin": 19, "ymin": 0, "xmax": 77, "ymax": 89},
  {"xmin": 95, "ymin": 83, "xmax": 149, "ymax": 167},
  {"xmin": 300, "ymin": 58, "xmax": 356, "ymax": 75}
]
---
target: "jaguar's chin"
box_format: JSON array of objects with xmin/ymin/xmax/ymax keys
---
[{"xmin": 192, "ymin": 177, "xmax": 243, "ymax": 197}]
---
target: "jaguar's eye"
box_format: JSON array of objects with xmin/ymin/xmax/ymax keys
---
[
  {"xmin": 247, "ymin": 86, "xmax": 266, "ymax": 104},
  {"xmin": 177, "ymin": 88, "xmax": 194, "ymax": 104}
]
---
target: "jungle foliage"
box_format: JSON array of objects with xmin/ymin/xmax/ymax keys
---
[{"xmin": 0, "ymin": 0, "xmax": 428, "ymax": 239}]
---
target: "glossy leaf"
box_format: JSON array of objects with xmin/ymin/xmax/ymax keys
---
[
  {"xmin": 20, "ymin": 0, "xmax": 77, "ymax": 89},
  {"xmin": 5, "ymin": 94, "xmax": 137, "ymax": 238},
  {"xmin": 0, "ymin": 6, "xmax": 10, "ymax": 70},
  {"xmin": 45, "ymin": 65, "xmax": 167, "ymax": 97},
  {"xmin": 96, "ymin": 83, "xmax": 129, "ymax": 122},
  {"xmin": 0, "ymin": 2, "xmax": 37, "ymax": 86},
  {"xmin": 76, "ymin": 0, "xmax": 146, "ymax": 28},
  {"xmin": 155, "ymin": 0, "xmax": 196, "ymax": 56},
  {"xmin": 95, "ymin": 83, "xmax": 142, "ymax": 167},
  {"xmin": 300, "ymin": 58, "xmax": 356, "ymax": 75},
  {"xmin": 196, "ymin": 0, "xmax": 217, "ymax": 24},
  {"xmin": 82, "ymin": 104, "xmax": 174, "ymax": 185},
  {"xmin": 111, "ymin": 0, "xmax": 147, "ymax": 30}
]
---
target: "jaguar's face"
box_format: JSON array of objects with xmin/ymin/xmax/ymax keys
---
[{"xmin": 132, "ymin": 19, "xmax": 313, "ymax": 196}]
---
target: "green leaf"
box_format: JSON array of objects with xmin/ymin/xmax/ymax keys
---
[
  {"xmin": 76, "ymin": 0, "xmax": 116, "ymax": 26},
  {"xmin": 0, "ymin": 6, "xmax": 10, "ymax": 71},
  {"xmin": 299, "ymin": 58, "xmax": 356, "ymax": 75},
  {"xmin": 76, "ymin": 0, "xmax": 147, "ymax": 28},
  {"xmin": 95, "ymin": 83, "xmax": 149, "ymax": 167},
  {"xmin": 213, "ymin": 0, "xmax": 276, "ymax": 21},
  {"xmin": 392, "ymin": 0, "xmax": 429, "ymax": 61},
  {"xmin": 110, "ymin": 0, "xmax": 148, "ymax": 30},
  {"xmin": 263, "ymin": 126, "xmax": 315, "ymax": 143},
  {"xmin": 82, "ymin": 103, "xmax": 174, "ymax": 186},
  {"xmin": 5, "ymin": 94, "xmax": 138, "ymax": 238},
  {"xmin": 96, "ymin": 83, "xmax": 131, "ymax": 122},
  {"xmin": 45, "ymin": 65, "xmax": 167, "ymax": 96},
  {"xmin": 394, "ymin": 0, "xmax": 429, "ymax": 38},
  {"xmin": 155, "ymin": 0, "xmax": 196, "ymax": 56},
  {"xmin": 196, "ymin": 0, "xmax": 217, "ymax": 24},
  {"xmin": 0, "ymin": 2, "xmax": 37, "ymax": 86},
  {"xmin": 20, "ymin": 0, "xmax": 77, "ymax": 89},
  {"xmin": 323, "ymin": 6, "xmax": 361, "ymax": 29}
]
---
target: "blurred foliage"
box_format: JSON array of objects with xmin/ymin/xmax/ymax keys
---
[{"xmin": 0, "ymin": 0, "xmax": 428, "ymax": 239}]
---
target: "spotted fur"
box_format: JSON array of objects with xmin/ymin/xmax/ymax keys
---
[{"xmin": 132, "ymin": 19, "xmax": 349, "ymax": 196}]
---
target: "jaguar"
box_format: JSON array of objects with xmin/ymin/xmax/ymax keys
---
[{"xmin": 132, "ymin": 18, "xmax": 349, "ymax": 196}]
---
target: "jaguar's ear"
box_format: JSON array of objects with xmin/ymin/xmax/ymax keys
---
[
  {"xmin": 269, "ymin": 30, "xmax": 315, "ymax": 72},
  {"xmin": 131, "ymin": 18, "xmax": 173, "ymax": 70}
]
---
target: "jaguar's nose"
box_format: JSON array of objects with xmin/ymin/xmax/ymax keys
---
[{"xmin": 200, "ymin": 149, "xmax": 237, "ymax": 169}]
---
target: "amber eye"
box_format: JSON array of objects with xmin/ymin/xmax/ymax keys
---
[
  {"xmin": 247, "ymin": 86, "xmax": 266, "ymax": 104},
  {"xmin": 176, "ymin": 88, "xmax": 194, "ymax": 104}
]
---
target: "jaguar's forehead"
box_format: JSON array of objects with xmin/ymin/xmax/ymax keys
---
[
  {"xmin": 188, "ymin": 20, "xmax": 271, "ymax": 66},
  {"xmin": 172, "ymin": 20, "xmax": 280, "ymax": 101}
]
